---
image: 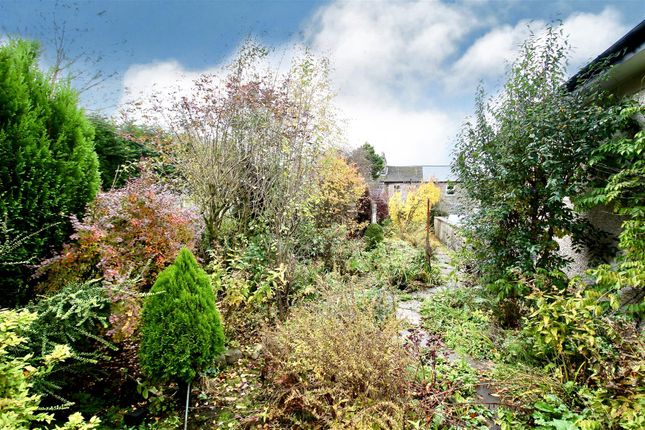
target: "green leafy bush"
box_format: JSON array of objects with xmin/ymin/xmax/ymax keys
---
[
  {"xmin": 523, "ymin": 282, "xmax": 644, "ymax": 424},
  {"xmin": 454, "ymin": 25, "xmax": 624, "ymax": 284},
  {"xmin": 140, "ymin": 248, "xmax": 225, "ymax": 383},
  {"xmin": 25, "ymin": 280, "xmax": 114, "ymax": 408},
  {"xmin": 90, "ymin": 116, "xmax": 155, "ymax": 189},
  {"xmin": 578, "ymin": 104, "xmax": 645, "ymax": 320},
  {"xmin": 364, "ymin": 223, "xmax": 384, "ymax": 250},
  {"xmin": 0, "ymin": 40, "xmax": 100, "ymax": 306},
  {"xmin": 366, "ymin": 239, "xmax": 438, "ymax": 289}
]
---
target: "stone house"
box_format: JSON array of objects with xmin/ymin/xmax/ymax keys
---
[{"xmin": 378, "ymin": 165, "xmax": 460, "ymax": 214}]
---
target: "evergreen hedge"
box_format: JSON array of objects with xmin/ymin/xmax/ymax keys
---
[
  {"xmin": 0, "ymin": 40, "xmax": 99, "ymax": 306},
  {"xmin": 139, "ymin": 248, "xmax": 225, "ymax": 383}
]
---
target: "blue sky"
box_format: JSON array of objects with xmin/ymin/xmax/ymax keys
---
[{"xmin": 1, "ymin": 0, "xmax": 644, "ymax": 164}]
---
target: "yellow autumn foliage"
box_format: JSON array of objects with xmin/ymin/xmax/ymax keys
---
[
  {"xmin": 388, "ymin": 182, "xmax": 441, "ymax": 231},
  {"xmin": 309, "ymin": 152, "xmax": 366, "ymax": 227}
]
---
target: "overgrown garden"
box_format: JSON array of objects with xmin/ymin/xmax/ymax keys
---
[{"xmin": 0, "ymin": 23, "xmax": 643, "ymax": 430}]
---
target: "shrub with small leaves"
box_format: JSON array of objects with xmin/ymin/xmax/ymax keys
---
[
  {"xmin": 263, "ymin": 290, "xmax": 411, "ymax": 429},
  {"xmin": 0, "ymin": 40, "xmax": 100, "ymax": 307},
  {"xmin": 0, "ymin": 309, "xmax": 100, "ymax": 429},
  {"xmin": 36, "ymin": 171, "xmax": 202, "ymax": 292}
]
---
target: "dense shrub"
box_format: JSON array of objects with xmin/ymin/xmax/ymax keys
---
[
  {"xmin": 354, "ymin": 189, "xmax": 389, "ymax": 225},
  {"xmin": 35, "ymin": 172, "xmax": 201, "ymax": 342},
  {"xmin": 140, "ymin": 248, "xmax": 225, "ymax": 383},
  {"xmin": 367, "ymin": 239, "xmax": 439, "ymax": 289},
  {"xmin": 578, "ymin": 104, "xmax": 645, "ymax": 320},
  {"xmin": 453, "ymin": 25, "xmax": 625, "ymax": 284},
  {"xmin": 0, "ymin": 308, "xmax": 100, "ymax": 429},
  {"xmin": 209, "ymin": 246, "xmax": 289, "ymax": 337},
  {"xmin": 25, "ymin": 280, "xmax": 114, "ymax": 407},
  {"xmin": 90, "ymin": 116, "xmax": 155, "ymax": 189},
  {"xmin": 490, "ymin": 273, "xmax": 645, "ymax": 429},
  {"xmin": 0, "ymin": 40, "xmax": 100, "ymax": 306},
  {"xmin": 364, "ymin": 223, "xmax": 384, "ymax": 250},
  {"xmin": 309, "ymin": 152, "xmax": 366, "ymax": 228},
  {"xmin": 388, "ymin": 182, "xmax": 440, "ymax": 245},
  {"xmin": 262, "ymin": 291, "xmax": 411, "ymax": 428},
  {"xmin": 36, "ymin": 171, "xmax": 201, "ymax": 293}
]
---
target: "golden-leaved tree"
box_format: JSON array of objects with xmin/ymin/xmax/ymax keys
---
[
  {"xmin": 389, "ymin": 182, "xmax": 441, "ymax": 237},
  {"xmin": 309, "ymin": 152, "xmax": 366, "ymax": 228}
]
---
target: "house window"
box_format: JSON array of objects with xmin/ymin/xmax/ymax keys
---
[{"xmin": 446, "ymin": 182, "xmax": 455, "ymax": 195}]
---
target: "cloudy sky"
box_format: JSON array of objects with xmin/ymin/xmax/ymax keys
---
[{"xmin": 2, "ymin": 0, "xmax": 644, "ymax": 164}]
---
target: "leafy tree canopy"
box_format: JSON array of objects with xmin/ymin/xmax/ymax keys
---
[
  {"xmin": 348, "ymin": 142, "xmax": 386, "ymax": 181},
  {"xmin": 453, "ymin": 25, "xmax": 625, "ymax": 284},
  {"xmin": 89, "ymin": 116, "xmax": 156, "ymax": 189}
]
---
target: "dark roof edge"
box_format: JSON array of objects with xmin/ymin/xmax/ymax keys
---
[{"xmin": 566, "ymin": 18, "xmax": 645, "ymax": 92}]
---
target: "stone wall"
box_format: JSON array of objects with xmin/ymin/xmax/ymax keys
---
[
  {"xmin": 434, "ymin": 182, "xmax": 462, "ymax": 214},
  {"xmin": 434, "ymin": 216, "xmax": 463, "ymax": 250}
]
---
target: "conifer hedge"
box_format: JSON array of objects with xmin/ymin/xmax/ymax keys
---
[
  {"xmin": 139, "ymin": 248, "xmax": 225, "ymax": 383},
  {"xmin": 0, "ymin": 40, "xmax": 99, "ymax": 306}
]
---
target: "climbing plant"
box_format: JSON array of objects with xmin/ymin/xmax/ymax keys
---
[{"xmin": 577, "ymin": 102, "xmax": 645, "ymax": 319}]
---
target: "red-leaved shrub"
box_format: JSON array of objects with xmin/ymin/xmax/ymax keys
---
[{"xmin": 36, "ymin": 172, "xmax": 202, "ymax": 340}]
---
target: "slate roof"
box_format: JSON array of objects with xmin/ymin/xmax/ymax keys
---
[
  {"xmin": 380, "ymin": 165, "xmax": 455, "ymax": 183},
  {"xmin": 380, "ymin": 166, "xmax": 423, "ymax": 183},
  {"xmin": 567, "ymin": 18, "xmax": 645, "ymax": 92}
]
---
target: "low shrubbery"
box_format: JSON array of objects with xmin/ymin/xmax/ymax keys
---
[
  {"xmin": 0, "ymin": 308, "xmax": 100, "ymax": 429},
  {"xmin": 364, "ymin": 223, "xmax": 384, "ymax": 250},
  {"xmin": 262, "ymin": 290, "xmax": 411, "ymax": 429},
  {"xmin": 388, "ymin": 182, "xmax": 441, "ymax": 246},
  {"xmin": 421, "ymin": 287, "xmax": 496, "ymax": 360},
  {"xmin": 36, "ymin": 172, "xmax": 202, "ymax": 293},
  {"xmin": 348, "ymin": 238, "xmax": 441, "ymax": 290},
  {"xmin": 36, "ymin": 172, "xmax": 202, "ymax": 343}
]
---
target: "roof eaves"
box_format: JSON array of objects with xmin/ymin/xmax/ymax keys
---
[{"xmin": 566, "ymin": 19, "xmax": 645, "ymax": 92}]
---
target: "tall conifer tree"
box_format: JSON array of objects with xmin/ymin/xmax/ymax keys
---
[{"xmin": 0, "ymin": 40, "xmax": 99, "ymax": 305}]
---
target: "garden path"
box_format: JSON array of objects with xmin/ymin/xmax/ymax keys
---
[{"xmin": 396, "ymin": 245, "xmax": 501, "ymax": 429}]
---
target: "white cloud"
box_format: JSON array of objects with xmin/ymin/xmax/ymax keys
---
[
  {"xmin": 447, "ymin": 6, "xmax": 628, "ymax": 94},
  {"xmin": 564, "ymin": 7, "xmax": 628, "ymax": 69},
  {"xmin": 340, "ymin": 100, "xmax": 460, "ymax": 165},
  {"xmin": 446, "ymin": 20, "xmax": 539, "ymax": 91},
  {"xmin": 117, "ymin": 1, "xmax": 629, "ymax": 165},
  {"xmin": 302, "ymin": 0, "xmax": 479, "ymax": 163}
]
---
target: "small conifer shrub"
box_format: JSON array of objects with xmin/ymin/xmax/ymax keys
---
[
  {"xmin": 364, "ymin": 223, "xmax": 385, "ymax": 250},
  {"xmin": 139, "ymin": 248, "xmax": 225, "ymax": 383}
]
